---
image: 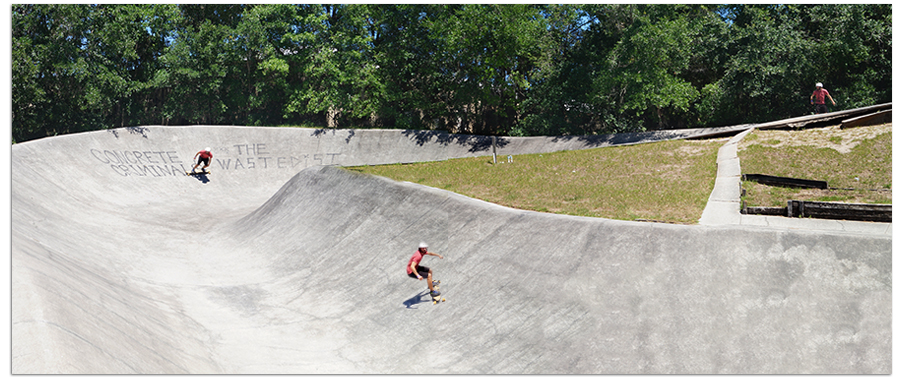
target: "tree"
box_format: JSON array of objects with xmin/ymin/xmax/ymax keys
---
[
  {"xmin": 227, "ymin": 4, "xmax": 298, "ymax": 126},
  {"xmin": 513, "ymin": 4, "xmax": 597, "ymax": 136},
  {"xmin": 156, "ymin": 5, "xmax": 242, "ymax": 125},
  {"xmin": 11, "ymin": 18, "xmax": 45, "ymax": 142},
  {"xmin": 710, "ymin": 5, "xmax": 819, "ymax": 124},
  {"xmin": 421, "ymin": 4, "xmax": 549, "ymax": 134},
  {"xmin": 704, "ymin": 4, "xmax": 891, "ymax": 125},
  {"xmin": 283, "ymin": 4, "xmax": 383, "ymax": 127},
  {"xmin": 10, "ymin": 4, "xmax": 892, "ymax": 143},
  {"xmin": 594, "ymin": 5, "xmax": 731, "ymax": 130},
  {"xmin": 804, "ymin": 4, "xmax": 892, "ymax": 108},
  {"xmin": 12, "ymin": 5, "xmax": 99, "ymax": 141},
  {"xmin": 12, "ymin": 4, "xmax": 176, "ymax": 141},
  {"xmin": 365, "ymin": 4, "xmax": 444, "ymax": 130},
  {"xmin": 517, "ymin": 4, "xmax": 728, "ymax": 135},
  {"xmin": 89, "ymin": 4, "xmax": 178, "ymax": 127}
]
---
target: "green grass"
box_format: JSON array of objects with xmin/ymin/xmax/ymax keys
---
[
  {"xmin": 345, "ymin": 124, "xmax": 891, "ymax": 222},
  {"xmin": 345, "ymin": 139, "xmax": 721, "ymax": 224},
  {"xmin": 740, "ymin": 128, "xmax": 892, "ymax": 206}
]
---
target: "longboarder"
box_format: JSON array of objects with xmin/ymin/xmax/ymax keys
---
[
  {"xmin": 406, "ymin": 242, "xmax": 444, "ymax": 299},
  {"xmin": 192, "ymin": 147, "xmax": 213, "ymax": 174}
]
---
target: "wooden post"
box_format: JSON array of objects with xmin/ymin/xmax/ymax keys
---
[{"xmin": 492, "ymin": 136, "xmax": 497, "ymax": 164}]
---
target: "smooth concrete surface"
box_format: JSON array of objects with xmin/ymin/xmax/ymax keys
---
[{"xmin": 11, "ymin": 126, "xmax": 891, "ymax": 374}]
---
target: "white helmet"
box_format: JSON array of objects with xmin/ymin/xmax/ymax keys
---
[
  {"xmin": 205, "ymin": 147, "xmax": 211, "ymax": 152},
  {"xmin": 418, "ymin": 242, "xmax": 428, "ymax": 249},
  {"xmin": 815, "ymin": 82, "xmax": 823, "ymax": 87}
]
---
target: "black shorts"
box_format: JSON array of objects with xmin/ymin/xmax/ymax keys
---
[
  {"xmin": 408, "ymin": 265, "xmax": 430, "ymax": 279},
  {"xmin": 197, "ymin": 157, "xmax": 210, "ymax": 166},
  {"xmin": 814, "ymin": 104, "xmax": 828, "ymax": 114}
]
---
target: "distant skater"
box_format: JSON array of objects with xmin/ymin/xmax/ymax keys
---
[
  {"xmin": 192, "ymin": 147, "xmax": 213, "ymax": 173},
  {"xmin": 407, "ymin": 242, "xmax": 444, "ymax": 296},
  {"xmin": 810, "ymin": 82, "xmax": 836, "ymax": 114}
]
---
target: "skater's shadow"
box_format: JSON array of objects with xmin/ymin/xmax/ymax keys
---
[
  {"xmin": 402, "ymin": 290, "xmax": 431, "ymax": 309},
  {"xmin": 189, "ymin": 173, "xmax": 210, "ymax": 184}
]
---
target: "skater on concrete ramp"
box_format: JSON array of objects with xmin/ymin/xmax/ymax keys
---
[
  {"xmin": 407, "ymin": 242, "xmax": 444, "ymax": 297},
  {"xmin": 192, "ymin": 147, "xmax": 213, "ymax": 173}
]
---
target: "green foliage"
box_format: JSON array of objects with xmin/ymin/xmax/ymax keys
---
[
  {"xmin": 413, "ymin": 4, "xmax": 550, "ymax": 134},
  {"xmin": 713, "ymin": 4, "xmax": 891, "ymax": 124},
  {"xmin": 11, "ymin": 4, "xmax": 893, "ymax": 143},
  {"xmin": 283, "ymin": 5, "xmax": 383, "ymax": 126},
  {"xmin": 594, "ymin": 6, "xmax": 703, "ymax": 126}
]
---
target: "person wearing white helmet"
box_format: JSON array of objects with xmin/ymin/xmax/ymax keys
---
[
  {"xmin": 810, "ymin": 82, "xmax": 836, "ymax": 114},
  {"xmin": 192, "ymin": 147, "xmax": 213, "ymax": 173},
  {"xmin": 406, "ymin": 242, "xmax": 444, "ymax": 297}
]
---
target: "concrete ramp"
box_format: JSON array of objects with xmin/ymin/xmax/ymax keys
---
[{"xmin": 11, "ymin": 126, "xmax": 891, "ymax": 374}]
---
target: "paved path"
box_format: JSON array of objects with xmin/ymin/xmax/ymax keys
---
[{"xmin": 12, "ymin": 125, "xmax": 891, "ymax": 374}]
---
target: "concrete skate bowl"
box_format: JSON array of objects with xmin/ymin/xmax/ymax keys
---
[{"xmin": 12, "ymin": 126, "xmax": 891, "ymax": 374}]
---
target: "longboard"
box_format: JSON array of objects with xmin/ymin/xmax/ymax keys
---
[
  {"xmin": 431, "ymin": 280, "xmax": 446, "ymax": 304},
  {"xmin": 186, "ymin": 170, "xmax": 210, "ymax": 176}
]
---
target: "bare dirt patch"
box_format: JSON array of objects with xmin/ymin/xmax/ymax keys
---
[{"xmin": 738, "ymin": 123, "xmax": 892, "ymax": 154}]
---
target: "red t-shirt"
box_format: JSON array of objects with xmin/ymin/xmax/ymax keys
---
[
  {"xmin": 406, "ymin": 250, "xmax": 424, "ymax": 274},
  {"xmin": 811, "ymin": 88, "xmax": 831, "ymax": 104}
]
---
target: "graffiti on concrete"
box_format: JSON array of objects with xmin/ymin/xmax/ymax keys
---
[{"xmin": 90, "ymin": 143, "xmax": 342, "ymax": 177}]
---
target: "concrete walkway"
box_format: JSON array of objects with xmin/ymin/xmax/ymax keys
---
[{"xmin": 699, "ymin": 127, "xmax": 892, "ymax": 236}]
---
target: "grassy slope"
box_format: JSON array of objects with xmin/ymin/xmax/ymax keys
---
[
  {"xmin": 739, "ymin": 124, "xmax": 892, "ymax": 206},
  {"xmin": 346, "ymin": 139, "xmax": 721, "ymax": 224},
  {"xmin": 348, "ymin": 123, "xmax": 892, "ymax": 222}
]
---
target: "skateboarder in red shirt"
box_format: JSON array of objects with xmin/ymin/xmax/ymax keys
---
[
  {"xmin": 407, "ymin": 242, "xmax": 444, "ymax": 296},
  {"xmin": 810, "ymin": 82, "xmax": 836, "ymax": 114},
  {"xmin": 192, "ymin": 147, "xmax": 213, "ymax": 173}
]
